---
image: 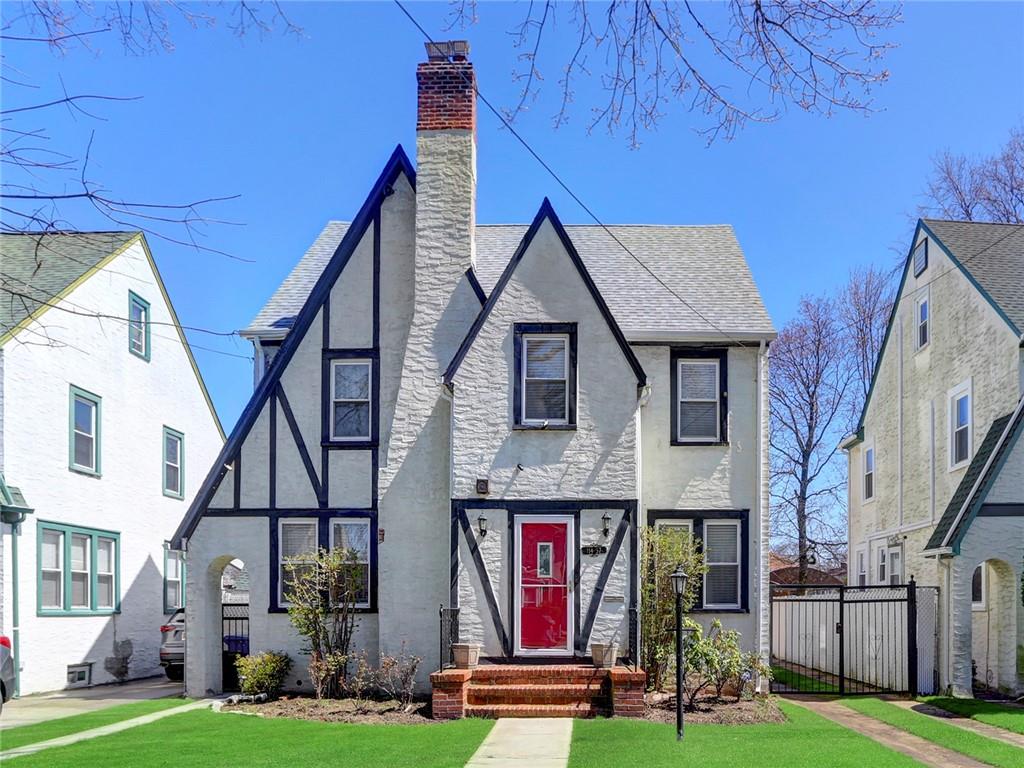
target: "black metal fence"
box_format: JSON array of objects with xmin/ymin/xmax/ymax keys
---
[
  {"xmin": 438, "ymin": 605, "xmax": 460, "ymax": 670},
  {"xmin": 769, "ymin": 580, "xmax": 920, "ymax": 696},
  {"xmin": 222, "ymin": 603, "xmax": 249, "ymax": 692}
]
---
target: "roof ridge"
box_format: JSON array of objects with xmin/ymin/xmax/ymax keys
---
[
  {"xmin": 1, "ymin": 230, "xmax": 139, "ymax": 236},
  {"xmin": 922, "ymin": 217, "xmax": 1024, "ymax": 227}
]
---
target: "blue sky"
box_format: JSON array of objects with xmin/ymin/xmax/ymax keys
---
[{"xmin": 5, "ymin": 2, "xmax": 1022, "ymax": 430}]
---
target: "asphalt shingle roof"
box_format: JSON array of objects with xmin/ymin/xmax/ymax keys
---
[
  {"xmin": 923, "ymin": 219, "xmax": 1024, "ymax": 334},
  {"xmin": 1, "ymin": 231, "xmax": 139, "ymax": 338},
  {"xmin": 243, "ymin": 222, "xmax": 775, "ymax": 340}
]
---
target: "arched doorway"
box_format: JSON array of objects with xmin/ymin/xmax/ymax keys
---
[{"xmin": 220, "ymin": 559, "xmax": 249, "ymax": 692}]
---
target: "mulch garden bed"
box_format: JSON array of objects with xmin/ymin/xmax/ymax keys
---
[
  {"xmin": 223, "ymin": 696, "xmax": 438, "ymax": 725},
  {"xmin": 643, "ymin": 692, "xmax": 786, "ymax": 725}
]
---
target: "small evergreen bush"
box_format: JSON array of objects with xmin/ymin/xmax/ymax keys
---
[{"xmin": 236, "ymin": 651, "xmax": 293, "ymax": 698}]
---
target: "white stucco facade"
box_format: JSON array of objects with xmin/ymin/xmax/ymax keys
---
[
  {"xmin": 0, "ymin": 235, "xmax": 224, "ymax": 696},
  {"xmin": 845, "ymin": 221, "xmax": 1024, "ymax": 696}
]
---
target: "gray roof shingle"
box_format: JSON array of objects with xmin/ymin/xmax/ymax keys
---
[
  {"xmin": 243, "ymin": 221, "xmax": 775, "ymax": 340},
  {"xmin": 1, "ymin": 231, "xmax": 139, "ymax": 339},
  {"xmin": 923, "ymin": 219, "xmax": 1024, "ymax": 334}
]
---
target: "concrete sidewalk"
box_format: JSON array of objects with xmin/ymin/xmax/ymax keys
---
[
  {"xmin": 464, "ymin": 718, "xmax": 573, "ymax": 768},
  {"xmin": 0, "ymin": 677, "xmax": 183, "ymax": 730},
  {"xmin": 885, "ymin": 698, "xmax": 1024, "ymax": 750}
]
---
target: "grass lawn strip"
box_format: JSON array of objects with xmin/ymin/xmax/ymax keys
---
[
  {"xmin": 0, "ymin": 698, "xmax": 189, "ymax": 751},
  {"xmin": 841, "ymin": 697, "xmax": 1024, "ymax": 768},
  {"xmin": 920, "ymin": 697, "xmax": 1024, "ymax": 737},
  {"xmin": 569, "ymin": 700, "xmax": 921, "ymax": 768},
  {"xmin": 4, "ymin": 708, "xmax": 494, "ymax": 768},
  {"xmin": 770, "ymin": 666, "xmax": 839, "ymax": 693}
]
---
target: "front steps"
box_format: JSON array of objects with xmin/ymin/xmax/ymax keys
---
[{"xmin": 431, "ymin": 664, "xmax": 645, "ymax": 719}]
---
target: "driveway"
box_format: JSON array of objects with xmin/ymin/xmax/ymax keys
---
[{"xmin": 1, "ymin": 676, "xmax": 183, "ymax": 729}]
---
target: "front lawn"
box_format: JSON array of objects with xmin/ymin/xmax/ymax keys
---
[
  {"xmin": 0, "ymin": 698, "xmax": 189, "ymax": 751},
  {"xmin": 841, "ymin": 697, "xmax": 1024, "ymax": 768},
  {"xmin": 770, "ymin": 666, "xmax": 839, "ymax": 693},
  {"xmin": 920, "ymin": 696, "xmax": 1024, "ymax": 736},
  {"xmin": 569, "ymin": 700, "xmax": 920, "ymax": 768},
  {"xmin": 7, "ymin": 708, "xmax": 493, "ymax": 768}
]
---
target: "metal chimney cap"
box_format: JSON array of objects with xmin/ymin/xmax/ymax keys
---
[{"xmin": 425, "ymin": 40, "xmax": 470, "ymax": 62}]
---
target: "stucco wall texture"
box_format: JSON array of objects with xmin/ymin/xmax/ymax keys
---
[{"xmin": 1, "ymin": 239, "xmax": 223, "ymax": 695}]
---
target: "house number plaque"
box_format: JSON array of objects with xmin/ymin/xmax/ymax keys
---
[{"xmin": 581, "ymin": 544, "xmax": 608, "ymax": 556}]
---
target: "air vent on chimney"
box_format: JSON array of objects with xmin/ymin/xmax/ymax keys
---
[{"xmin": 425, "ymin": 40, "xmax": 470, "ymax": 62}]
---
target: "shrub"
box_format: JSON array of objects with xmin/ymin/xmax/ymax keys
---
[
  {"xmin": 378, "ymin": 643, "xmax": 422, "ymax": 710},
  {"xmin": 236, "ymin": 651, "xmax": 292, "ymax": 698},
  {"xmin": 707, "ymin": 622, "xmax": 743, "ymax": 699}
]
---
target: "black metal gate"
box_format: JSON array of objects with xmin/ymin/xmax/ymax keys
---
[
  {"xmin": 769, "ymin": 580, "xmax": 918, "ymax": 696},
  {"xmin": 222, "ymin": 603, "xmax": 249, "ymax": 692}
]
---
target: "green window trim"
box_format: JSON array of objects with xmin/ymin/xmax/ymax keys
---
[
  {"xmin": 162, "ymin": 426, "xmax": 185, "ymax": 499},
  {"xmin": 128, "ymin": 291, "xmax": 152, "ymax": 361},
  {"xmin": 68, "ymin": 385, "xmax": 102, "ymax": 477},
  {"xmin": 163, "ymin": 548, "xmax": 186, "ymax": 614},
  {"xmin": 37, "ymin": 521, "xmax": 120, "ymax": 617}
]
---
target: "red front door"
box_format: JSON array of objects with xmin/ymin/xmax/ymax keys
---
[{"xmin": 518, "ymin": 519, "xmax": 571, "ymax": 653}]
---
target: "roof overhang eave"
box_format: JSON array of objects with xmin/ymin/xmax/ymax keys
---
[
  {"xmin": 239, "ymin": 328, "xmax": 289, "ymax": 342},
  {"xmin": 625, "ymin": 329, "xmax": 777, "ymax": 344}
]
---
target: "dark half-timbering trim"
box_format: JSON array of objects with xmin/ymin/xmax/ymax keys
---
[
  {"xmin": 978, "ymin": 503, "xmax": 1024, "ymax": 517},
  {"xmin": 268, "ymin": 390, "xmax": 277, "ymax": 510},
  {"xmin": 465, "ymin": 267, "xmax": 487, "ymax": 304},
  {"xmin": 457, "ymin": 506, "xmax": 510, "ymax": 655},
  {"xmin": 443, "ymin": 198, "xmax": 646, "ymax": 388},
  {"xmin": 513, "ymin": 322, "xmax": 578, "ymax": 428},
  {"xmin": 276, "ymin": 383, "xmax": 323, "ymax": 506},
  {"xmin": 670, "ymin": 347, "xmax": 729, "ymax": 447},
  {"xmin": 171, "ymin": 145, "xmax": 414, "ymax": 548},
  {"xmin": 646, "ymin": 509, "xmax": 750, "ymax": 613},
  {"xmin": 577, "ymin": 511, "xmax": 630, "ymax": 653}
]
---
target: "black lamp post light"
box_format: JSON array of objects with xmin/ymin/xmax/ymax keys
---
[{"xmin": 670, "ymin": 565, "xmax": 691, "ymax": 742}]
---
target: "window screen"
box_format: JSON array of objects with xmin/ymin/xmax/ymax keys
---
[
  {"xmin": 280, "ymin": 520, "xmax": 318, "ymax": 603},
  {"xmin": 678, "ymin": 361, "xmax": 720, "ymax": 441},
  {"xmin": 332, "ymin": 361, "xmax": 371, "ymax": 439},
  {"xmin": 703, "ymin": 522, "xmax": 739, "ymax": 607},
  {"xmin": 523, "ymin": 336, "xmax": 568, "ymax": 422},
  {"xmin": 332, "ymin": 520, "xmax": 370, "ymax": 606}
]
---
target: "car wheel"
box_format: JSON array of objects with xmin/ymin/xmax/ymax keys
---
[{"xmin": 165, "ymin": 666, "xmax": 184, "ymax": 682}]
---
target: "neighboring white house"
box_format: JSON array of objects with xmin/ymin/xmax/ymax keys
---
[
  {"xmin": 173, "ymin": 42, "xmax": 775, "ymax": 701},
  {"xmin": 0, "ymin": 232, "xmax": 224, "ymax": 696},
  {"xmin": 843, "ymin": 219, "xmax": 1024, "ymax": 697}
]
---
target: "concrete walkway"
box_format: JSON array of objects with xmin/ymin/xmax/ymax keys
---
[
  {"xmin": 785, "ymin": 697, "xmax": 994, "ymax": 768},
  {"xmin": 1, "ymin": 677, "xmax": 183, "ymax": 730},
  {"xmin": 464, "ymin": 718, "xmax": 573, "ymax": 768},
  {"xmin": 0, "ymin": 699, "xmax": 210, "ymax": 761},
  {"xmin": 885, "ymin": 698, "xmax": 1024, "ymax": 750}
]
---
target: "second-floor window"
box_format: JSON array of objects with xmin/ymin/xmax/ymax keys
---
[
  {"xmin": 672, "ymin": 350, "xmax": 727, "ymax": 445},
  {"xmin": 163, "ymin": 427, "xmax": 184, "ymax": 498},
  {"xmin": 513, "ymin": 324, "xmax": 577, "ymax": 428},
  {"xmin": 330, "ymin": 360, "xmax": 371, "ymax": 440},
  {"xmin": 915, "ymin": 292, "xmax": 929, "ymax": 350},
  {"xmin": 128, "ymin": 291, "xmax": 151, "ymax": 360},
  {"xmin": 863, "ymin": 445, "xmax": 875, "ymax": 501},
  {"xmin": 69, "ymin": 385, "xmax": 101, "ymax": 475},
  {"xmin": 949, "ymin": 381, "xmax": 972, "ymax": 468}
]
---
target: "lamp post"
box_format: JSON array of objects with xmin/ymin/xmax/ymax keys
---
[{"xmin": 670, "ymin": 566, "xmax": 688, "ymax": 742}]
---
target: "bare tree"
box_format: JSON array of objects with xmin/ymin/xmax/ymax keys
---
[
  {"xmin": 922, "ymin": 125, "xmax": 1024, "ymax": 223},
  {"xmin": 838, "ymin": 264, "xmax": 896, "ymax": 413},
  {"xmin": 450, "ymin": 1, "xmax": 901, "ymax": 146},
  {"xmin": 770, "ymin": 294, "xmax": 853, "ymax": 582}
]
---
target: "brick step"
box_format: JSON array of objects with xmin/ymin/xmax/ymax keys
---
[
  {"xmin": 467, "ymin": 683, "xmax": 609, "ymax": 706},
  {"xmin": 465, "ymin": 702, "xmax": 606, "ymax": 719},
  {"xmin": 470, "ymin": 667, "xmax": 610, "ymax": 686}
]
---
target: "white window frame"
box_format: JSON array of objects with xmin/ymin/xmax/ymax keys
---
[
  {"xmin": 971, "ymin": 564, "xmax": 987, "ymax": 611},
  {"xmin": 521, "ymin": 334, "xmax": 570, "ymax": 426},
  {"xmin": 915, "ymin": 289, "xmax": 929, "ymax": 351},
  {"xmin": 278, "ymin": 518, "xmax": 318, "ymax": 606},
  {"xmin": 329, "ymin": 518, "xmax": 371, "ymax": 609},
  {"xmin": 164, "ymin": 550, "xmax": 183, "ymax": 612},
  {"xmin": 702, "ymin": 520, "xmax": 741, "ymax": 610},
  {"xmin": 71, "ymin": 393, "xmax": 98, "ymax": 473},
  {"xmin": 948, "ymin": 379, "xmax": 973, "ymax": 470},
  {"xmin": 330, "ymin": 360, "xmax": 372, "ymax": 441},
  {"xmin": 69, "ymin": 533, "xmax": 91, "ymax": 609},
  {"xmin": 876, "ymin": 547, "xmax": 887, "ymax": 584},
  {"xmin": 676, "ymin": 359, "xmax": 721, "ymax": 443},
  {"xmin": 128, "ymin": 293, "xmax": 150, "ymax": 358},
  {"xmin": 41, "ymin": 529, "xmax": 64, "ymax": 609},
  {"xmin": 855, "ymin": 548, "xmax": 867, "ymax": 587},
  {"xmin": 654, "ymin": 519, "xmax": 694, "ymax": 536},
  {"xmin": 163, "ymin": 428, "xmax": 184, "ymax": 498},
  {"xmin": 887, "ymin": 546, "xmax": 903, "ymax": 586},
  {"xmin": 863, "ymin": 443, "xmax": 875, "ymax": 503}
]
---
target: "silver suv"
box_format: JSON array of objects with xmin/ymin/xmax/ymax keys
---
[{"xmin": 159, "ymin": 610, "xmax": 185, "ymax": 681}]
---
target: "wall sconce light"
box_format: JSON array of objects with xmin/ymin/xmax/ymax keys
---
[
  {"xmin": 601, "ymin": 511, "xmax": 612, "ymax": 538},
  {"xmin": 477, "ymin": 514, "xmax": 489, "ymax": 538}
]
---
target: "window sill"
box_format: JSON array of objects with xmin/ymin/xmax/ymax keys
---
[
  {"xmin": 322, "ymin": 439, "xmax": 377, "ymax": 449},
  {"xmin": 38, "ymin": 608, "xmax": 120, "ymax": 617},
  {"xmin": 163, "ymin": 490, "xmax": 185, "ymax": 500},
  {"xmin": 949, "ymin": 461, "xmax": 970, "ymax": 473},
  {"xmin": 129, "ymin": 350, "xmax": 151, "ymax": 363},
  {"xmin": 670, "ymin": 440, "xmax": 728, "ymax": 447},
  {"xmin": 513, "ymin": 424, "xmax": 576, "ymax": 431},
  {"xmin": 269, "ymin": 605, "xmax": 376, "ymax": 614},
  {"xmin": 689, "ymin": 607, "xmax": 747, "ymax": 614},
  {"xmin": 69, "ymin": 465, "xmax": 102, "ymax": 478}
]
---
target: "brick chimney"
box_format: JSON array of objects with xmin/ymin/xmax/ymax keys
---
[{"xmin": 413, "ymin": 40, "xmax": 478, "ymax": 363}]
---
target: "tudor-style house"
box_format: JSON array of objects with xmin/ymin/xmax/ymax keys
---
[
  {"xmin": 843, "ymin": 220, "xmax": 1024, "ymax": 697},
  {"xmin": 173, "ymin": 42, "xmax": 774, "ymax": 714},
  {"xmin": 0, "ymin": 232, "xmax": 224, "ymax": 696}
]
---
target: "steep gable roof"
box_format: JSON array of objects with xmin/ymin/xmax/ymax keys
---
[
  {"xmin": 925, "ymin": 396, "xmax": 1024, "ymax": 553},
  {"xmin": 239, "ymin": 223, "xmax": 775, "ymax": 343},
  {"xmin": 443, "ymin": 198, "xmax": 647, "ymax": 387},
  {"xmin": 171, "ymin": 145, "xmax": 415, "ymax": 548},
  {"xmin": 1, "ymin": 231, "xmax": 139, "ymax": 341},
  {"xmin": 921, "ymin": 219, "xmax": 1024, "ymax": 335}
]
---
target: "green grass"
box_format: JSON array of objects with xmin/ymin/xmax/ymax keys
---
[
  {"xmin": 0, "ymin": 698, "xmax": 190, "ymax": 751},
  {"xmin": 841, "ymin": 698, "xmax": 1024, "ymax": 768},
  {"xmin": 770, "ymin": 666, "xmax": 839, "ymax": 693},
  {"xmin": 569, "ymin": 700, "xmax": 920, "ymax": 767},
  {"xmin": 4, "ymin": 708, "xmax": 493, "ymax": 768},
  {"xmin": 920, "ymin": 696, "xmax": 1024, "ymax": 736}
]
